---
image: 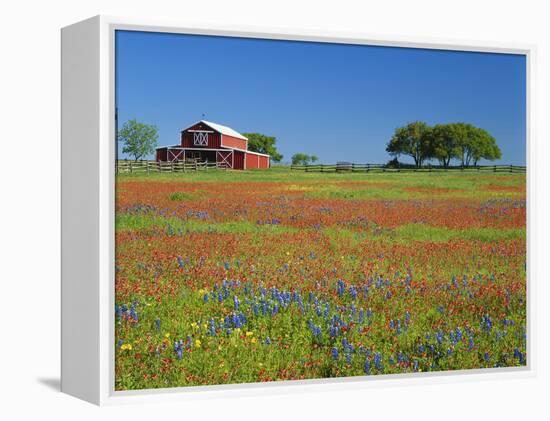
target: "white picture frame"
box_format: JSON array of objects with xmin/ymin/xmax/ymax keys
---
[{"xmin": 61, "ymin": 15, "xmax": 535, "ymax": 405}]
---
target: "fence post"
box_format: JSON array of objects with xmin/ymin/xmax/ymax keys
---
[
  {"xmin": 129, "ymin": 161, "xmax": 133, "ymax": 173},
  {"xmin": 494, "ymin": 165, "xmax": 497, "ymax": 173},
  {"xmin": 510, "ymin": 164, "xmax": 512, "ymax": 173}
]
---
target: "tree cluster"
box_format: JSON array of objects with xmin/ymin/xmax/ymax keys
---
[
  {"xmin": 291, "ymin": 153, "xmax": 319, "ymax": 165},
  {"xmin": 386, "ymin": 121, "xmax": 501, "ymax": 167}
]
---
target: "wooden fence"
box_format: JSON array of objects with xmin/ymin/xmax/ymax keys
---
[
  {"xmin": 290, "ymin": 163, "xmax": 526, "ymax": 174},
  {"xmin": 116, "ymin": 160, "xmax": 222, "ymax": 174}
]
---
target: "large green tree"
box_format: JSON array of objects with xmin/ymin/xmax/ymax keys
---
[
  {"xmin": 242, "ymin": 133, "xmax": 283, "ymax": 162},
  {"xmin": 431, "ymin": 123, "xmax": 501, "ymax": 167},
  {"xmin": 469, "ymin": 127, "xmax": 502, "ymax": 166},
  {"xmin": 432, "ymin": 123, "xmax": 461, "ymax": 167},
  {"xmin": 118, "ymin": 119, "xmax": 159, "ymax": 161},
  {"xmin": 386, "ymin": 121, "xmax": 433, "ymax": 167}
]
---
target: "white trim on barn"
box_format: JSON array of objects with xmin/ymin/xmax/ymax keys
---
[{"xmin": 180, "ymin": 120, "xmax": 248, "ymax": 140}]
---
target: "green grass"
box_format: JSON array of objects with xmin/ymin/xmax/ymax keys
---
[
  {"xmin": 116, "ymin": 213, "xmax": 299, "ymax": 235},
  {"xmin": 116, "ymin": 213, "xmax": 524, "ymax": 244},
  {"xmin": 117, "ymin": 165, "xmax": 525, "ymax": 184}
]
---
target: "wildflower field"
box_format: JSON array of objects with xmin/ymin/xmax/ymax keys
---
[{"xmin": 115, "ymin": 167, "xmax": 527, "ymax": 390}]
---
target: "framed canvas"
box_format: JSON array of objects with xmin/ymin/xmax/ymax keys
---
[{"xmin": 61, "ymin": 15, "xmax": 534, "ymax": 405}]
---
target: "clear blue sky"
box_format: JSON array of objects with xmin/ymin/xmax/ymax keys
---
[{"xmin": 115, "ymin": 30, "xmax": 526, "ymax": 165}]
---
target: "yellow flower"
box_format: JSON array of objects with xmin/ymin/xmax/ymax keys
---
[
  {"xmin": 191, "ymin": 322, "xmax": 198, "ymax": 330},
  {"xmin": 121, "ymin": 343, "xmax": 132, "ymax": 351},
  {"xmin": 195, "ymin": 339, "xmax": 202, "ymax": 348},
  {"xmin": 246, "ymin": 331, "xmax": 254, "ymax": 337},
  {"xmin": 218, "ymin": 345, "xmax": 222, "ymax": 351},
  {"xmin": 164, "ymin": 333, "xmax": 170, "ymax": 338},
  {"xmin": 251, "ymin": 337, "xmax": 257, "ymax": 344},
  {"xmin": 286, "ymin": 251, "xmax": 290, "ymax": 256}
]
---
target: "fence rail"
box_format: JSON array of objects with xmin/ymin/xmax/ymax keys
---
[
  {"xmin": 290, "ymin": 163, "xmax": 526, "ymax": 174},
  {"xmin": 116, "ymin": 159, "xmax": 223, "ymax": 174}
]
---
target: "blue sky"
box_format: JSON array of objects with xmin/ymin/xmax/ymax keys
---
[{"xmin": 116, "ymin": 30, "xmax": 526, "ymax": 165}]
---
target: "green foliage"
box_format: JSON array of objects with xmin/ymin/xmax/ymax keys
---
[
  {"xmin": 292, "ymin": 153, "xmax": 318, "ymax": 165},
  {"xmin": 119, "ymin": 119, "xmax": 159, "ymax": 161},
  {"xmin": 243, "ymin": 133, "xmax": 283, "ymax": 162},
  {"xmin": 432, "ymin": 123, "xmax": 462, "ymax": 167},
  {"xmin": 391, "ymin": 121, "xmax": 502, "ymax": 167},
  {"xmin": 169, "ymin": 192, "xmax": 195, "ymax": 201},
  {"xmin": 386, "ymin": 121, "xmax": 433, "ymax": 167}
]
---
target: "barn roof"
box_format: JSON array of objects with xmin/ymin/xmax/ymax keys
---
[{"xmin": 183, "ymin": 120, "xmax": 248, "ymax": 141}]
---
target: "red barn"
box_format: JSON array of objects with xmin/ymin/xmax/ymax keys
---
[{"xmin": 155, "ymin": 120, "xmax": 270, "ymax": 170}]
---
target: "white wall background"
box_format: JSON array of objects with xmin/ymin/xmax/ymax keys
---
[{"xmin": 0, "ymin": 0, "xmax": 548, "ymax": 418}]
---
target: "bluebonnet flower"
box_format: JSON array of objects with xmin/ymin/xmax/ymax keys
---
[
  {"xmin": 337, "ymin": 279, "xmax": 346, "ymax": 297},
  {"xmin": 155, "ymin": 317, "xmax": 160, "ymax": 331},
  {"xmin": 177, "ymin": 256, "xmax": 184, "ymax": 269},
  {"xmin": 203, "ymin": 293, "xmax": 209, "ymax": 303},
  {"xmin": 208, "ymin": 318, "xmax": 216, "ymax": 336},
  {"xmin": 130, "ymin": 304, "xmax": 138, "ymax": 322},
  {"xmin": 397, "ymin": 352, "xmax": 404, "ymax": 364},
  {"xmin": 265, "ymin": 336, "xmax": 271, "ymax": 345},
  {"xmin": 374, "ymin": 353, "xmax": 383, "ymax": 371},
  {"xmin": 468, "ymin": 337, "xmax": 474, "ymax": 351},
  {"xmin": 224, "ymin": 261, "xmax": 230, "ymax": 270},
  {"xmin": 364, "ymin": 359, "xmax": 371, "ymax": 374},
  {"xmin": 331, "ymin": 347, "xmax": 339, "ymax": 361},
  {"xmin": 484, "ymin": 352, "xmax": 490, "ymax": 362},
  {"xmin": 481, "ymin": 314, "xmax": 493, "ymax": 332},
  {"xmin": 349, "ymin": 285, "xmax": 357, "ymax": 301},
  {"xmin": 174, "ymin": 340, "xmax": 184, "ymax": 359}
]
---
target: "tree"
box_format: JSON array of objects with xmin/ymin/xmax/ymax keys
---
[
  {"xmin": 242, "ymin": 133, "xmax": 283, "ymax": 162},
  {"xmin": 469, "ymin": 128, "xmax": 501, "ymax": 166},
  {"xmin": 432, "ymin": 123, "xmax": 461, "ymax": 167},
  {"xmin": 431, "ymin": 123, "xmax": 501, "ymax": 167},
  {"xmin": 291, "ymin": 153, "xmax": 317, "ymax": 165},
  {"xmin": 118, "ymin": 119, "xmax": 159, "ymax": 161},
  {"xmin": 386, "ymin": 121, "xmax": 433, "ymax": 167}
]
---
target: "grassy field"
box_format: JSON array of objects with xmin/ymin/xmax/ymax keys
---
[{"xmin": 115, "ymin": 167, "xmax": 526, "ymax": 390}]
